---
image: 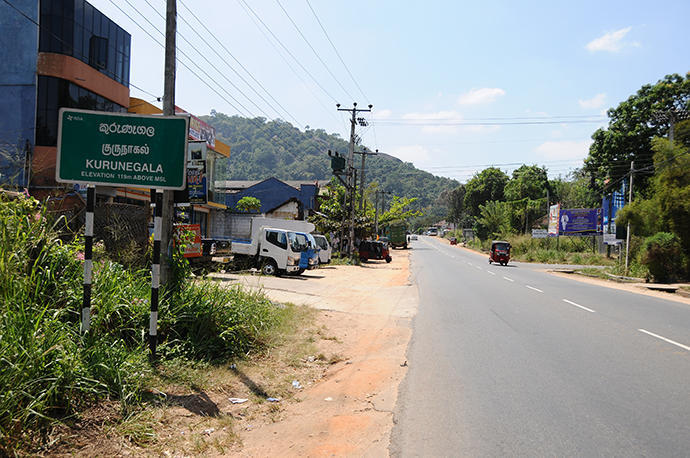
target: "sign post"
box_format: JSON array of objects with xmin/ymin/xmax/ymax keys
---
[{"xmin": 57, "ymin": 109, "xmax": 188, "ymax": 355}]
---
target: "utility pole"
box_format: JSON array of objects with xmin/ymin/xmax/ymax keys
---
[
  {"xmin": 374, "ymin": 190, "xmax": 379, "ymax": 236},
  {"xmin": 337, "ymin": 103, "xmax": 372, "ymax": 256},
  {"xmin": 354, "ymin": 149, "xmax": 379, "ymax": 211},
  {"xmin": 160, "ymin": 0, "xmax": 177, "ymax": 285},
  {"xmin": 625, "ymin": 161, "xmax": 634, "ymax": 274}
]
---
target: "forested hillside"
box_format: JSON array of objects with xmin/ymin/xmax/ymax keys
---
[{"xmin": 202, "ymin": 112, "xmax": 458, "ymax": 209}]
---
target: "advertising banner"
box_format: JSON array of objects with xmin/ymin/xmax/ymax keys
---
[
  {"xmin": 558, "ymin": 208, "xmax": 602, "ymax": 236},
  {"xmin": 187, "ymin": 161, "xmax": 207, "ymax": 204},
  {"xmin": 56, "ymin": 109, "xmax": 189, "ymax": 189},
  {"xmin": 602, "ymin": 183, "xmax": 625, "ymax": 234},
  {"xmin": 548, "ymin": 204, "xmax": 560, "ymax": 236},
  {"xmin": 175, "ymin": 107, "xmax": 215, "ymax": 148},
  {"xmin": 174, "ymin": 224, "xmax": 202, "ymax": 258}
]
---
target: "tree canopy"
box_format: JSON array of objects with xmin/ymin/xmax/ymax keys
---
[
  {"xmin": 584, "ymin": 73, "xmax": 690, "ymax": 195},
  {"xmin": 463, "ymin": 167, "xmax": 509, "ymax": 217}
]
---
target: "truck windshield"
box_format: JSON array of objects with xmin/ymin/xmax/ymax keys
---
[{"xmin": 288, "ymin": 232, "xmax": 309, "ymax": 252}]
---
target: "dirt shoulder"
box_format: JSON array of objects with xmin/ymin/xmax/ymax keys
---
[
  {"xmin": 44, "ymin": 251, "xmax": 416, "ymax": 457},
  {"xmin": 206, "ymin": 250, "xmax": 417, "ymax": 456}
]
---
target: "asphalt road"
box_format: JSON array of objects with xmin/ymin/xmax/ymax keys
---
[{"xmin": 390, "ymin": 236, "xmax": 690, "ymax": 457}]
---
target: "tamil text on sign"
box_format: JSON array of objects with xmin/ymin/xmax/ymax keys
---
[{"xmin": 56, "ymin": 108, "xmax": 189, "ymax": 189}]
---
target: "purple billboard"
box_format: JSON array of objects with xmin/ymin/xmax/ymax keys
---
[{"xmin": 558, "ymin": 208, "xmax": 602, "ymax": 236}]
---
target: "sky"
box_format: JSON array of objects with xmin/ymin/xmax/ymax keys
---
[{"xmin": 88, "ymin": 0, "xmax": 689, "ymax": 183}]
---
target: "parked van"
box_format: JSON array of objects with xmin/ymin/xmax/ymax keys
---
[{"xmin": 313, "ymin": 234, "xmax": 332, "ymax": 264}]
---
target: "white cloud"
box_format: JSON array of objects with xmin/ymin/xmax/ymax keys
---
[
  {"xmin": 458, "ymin": 88, "xmax": 506, "ymax": 105},
  {"xmin": 586, "ymin": 27, "xmax": 638, "ymax": 52},
  {"xmin": 535, "ymin": 140, "xmax": 593, "ymax": 160},
  {"xmin": 372, "ymin": 108, "xmax": 392, "ymax": 119},
  {"xmin": 390, "ymin": 145, "xmax": 430, "ymax": 165},
  {"xmin": 579, "ymin": 93, "xmax": 606, "ymax": 109}
]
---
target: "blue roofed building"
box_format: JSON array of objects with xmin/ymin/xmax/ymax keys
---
[{"xmin": 216, "ymin": 177, "xmax": 319, "ymax": 220}]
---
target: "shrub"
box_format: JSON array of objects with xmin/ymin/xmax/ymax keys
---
[{"xmin": 640, "ymin": 232, "xmax": 684, "ymax": 283}]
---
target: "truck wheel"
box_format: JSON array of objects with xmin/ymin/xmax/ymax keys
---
[
  {"xmin": 385, "ymin": 256, "xmax": 392, "ymax": 263},
  {"xmin": 403, "ymin": 243, "xmax": 408, "ymax": 249},
  {"xmin": 261, "ymin": 259, "xmax": 278, "ymax": 276}
]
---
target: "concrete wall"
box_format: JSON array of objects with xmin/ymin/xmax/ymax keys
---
[{"xmin": 0, "ymin": 0, "xmax": 38, "ymax": 187}]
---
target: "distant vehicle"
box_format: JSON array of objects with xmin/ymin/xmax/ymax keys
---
[
  {"xmin": 313, "ymin": 234, "xmax": 332, "ymax": 264},
  {"xmin": 410, "ymin": 234, "xmax": 418, "ymax": 240},
  {"xmin": 488, "ymin": 240, "xmax": 511, "ymax": 266},
  {"xmin": 382, "ymin": 221, "xmax": 408, "ymax": 249},
  {"xmin": 426, "ymin": 228, "xmax": 438, "ymax": 236},
  {"xmin": 449, "ymin": 237, "xmax": 457, "ymax": 245}
]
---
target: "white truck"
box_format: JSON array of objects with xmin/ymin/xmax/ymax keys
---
[{"xmin": 230, "ymin": 217, "xmax": 318, "ymax": 275}]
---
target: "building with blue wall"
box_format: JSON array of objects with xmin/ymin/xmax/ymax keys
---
[
  {"xmin": 0, "ymin": 0, "xmax": 38, "ymax": 188},
  {"xmin": 0, "ymin": 0, "xmax": 130, "ymax": 196}
]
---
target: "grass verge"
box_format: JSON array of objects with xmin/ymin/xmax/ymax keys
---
[{"xmin": 0, "ymin": 195, "xmax": 299, "ymax": 454}]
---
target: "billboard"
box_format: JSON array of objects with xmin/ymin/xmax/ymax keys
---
[
  {"xmin": 602, "ymin": 183, "xmax": 626, "ymax": 234},
  {"xmin": 187, "ymin": 161, "xmax": 207, "ymax": 204},
  {"xmin": 558, "ymin": 208, "xmax": 602, "ymax": 236},
  {"xmin": 548, "ymin": 204, "xmax": 560, "ymax": 236},
  {"xmin": 174, "ymin": 224, "xmax": 202, "ymax": 258},
  {"xmin": 175, "ymin": 107, "xmax": 215, "ymax": 148}
]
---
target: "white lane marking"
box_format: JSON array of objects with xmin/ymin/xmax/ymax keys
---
[
  {"xmin": 638, "ymin": 329, "xmax": 690, "ymax": 351},
  {"xmin": 475, "ymin": 265, "xmax": 482, "ymax": 270},
  {"xmin": 562, "ymin": 299, "xmax": 595, "ymax": 313},
  {"xmin": 503, "ymin": 276, "xmax": 514, "ymax": 282},
  {"xmin": 526, "ymin": 285, "xmax": 543, "ymax": 293},
  {"xmin": 487, "ymin": 270, "xmax": 496, "ymax": 276}
]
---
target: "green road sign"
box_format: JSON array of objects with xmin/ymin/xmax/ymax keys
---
[{"xmin": 56, "ymin": 108, "xmax": 189, "ymax": 189}]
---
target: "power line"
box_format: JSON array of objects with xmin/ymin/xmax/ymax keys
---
[
  {"xmin": 117, "ymin": 0, "xmax": 257, "ymax": 118},
  {"xmin": 275, "ymin": 0, "xmax": 355, "ymax": 101},
  {"xmin": 235, "ymin": 0, "xmax": 341, "ymax": 125},
  {"xmin": 375, "ymin": 119, "xmax": 606, "ymax": 127},
  {"xmin": 177, "ymin": 0, "xmax": 303, "ymax": 128},
  {"xmin": 1, "ymin": 0, "xmax": 160, "ymax": 104},
  {"xmin": 238, "ymin": 0, "xmax": 339, "ymax": 104},
  {"xmin": 305, "ymin": 0, "xmax": 368, "ymax": 101}
]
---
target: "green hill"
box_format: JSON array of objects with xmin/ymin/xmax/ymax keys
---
[{"xmin": 203, "ymin": 112, "xmax": 458, "ymax": 210}]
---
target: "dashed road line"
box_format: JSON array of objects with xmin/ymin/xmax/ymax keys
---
[
  {"xmin": 487, "ymin": 271, "xmax": 496, "ymax": 276},
  {"xmin": 503, "ymin": 276, "xmax": 514, "ymax": 282},
  {"xmin": 526, "ymin": 285, "xmax": 543, "ymax": 293},
  {"xmin": 562, "ymin": 299, "xmax": 595, "ymax": 313},
  {"xmin": 475, "ymin": 265, "xmax": 482, "ymax": 270},
  {"xmin": 638, "ymin": 329, "xmax": 690, "ymax": 351}
]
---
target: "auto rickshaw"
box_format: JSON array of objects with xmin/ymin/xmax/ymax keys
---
[
  {"xmin": 488, "ymin": 240, "xmax": 511, "ymax": 266},
  {"xmin": 358, "ymin": 240, "xmax": 392, "ymax": 263},
  {"xmin": 449, "ymin": 237, "xmax": 458, "ymax": 245}
]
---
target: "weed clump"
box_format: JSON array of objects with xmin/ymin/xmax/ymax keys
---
[{"xmin": 0, "ymin": 195, "xmax": 283, "ymax": 452}]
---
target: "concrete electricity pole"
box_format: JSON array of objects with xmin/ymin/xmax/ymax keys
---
[
  {"xmin": 624, "ymin": 161, "xmax": 634, "ymax": 274},
  {"xmin": 355, "ymin": 149, "xmax": 379, "ymax": 211},
  {"xmin": 160, "ymin": 0, "xmax": 177, "ymax": 284},
  {"xmin": 337, "ymin": 103, "xmax": 372, "ymax": 256}
]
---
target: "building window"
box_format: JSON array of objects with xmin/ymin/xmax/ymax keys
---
[
  {"xmin": 35, "ymin": 76, "xmax": 126, "ymax": 146},
  {"xmin": 39, "ymin": 0, "xmax": 130, "ymax": 86},
  {"xmin": 88, "ymin": 35, "xmax": 107, "ymax": 69}
]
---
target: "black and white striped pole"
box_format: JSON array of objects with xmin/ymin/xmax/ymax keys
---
[
  {"xmin": 149, "ymin": 189, "xmax": 163, "ymax": 360},
  {"xmin": 81, "ymin": 185, "xmax": 95, "ymax": 333}
]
